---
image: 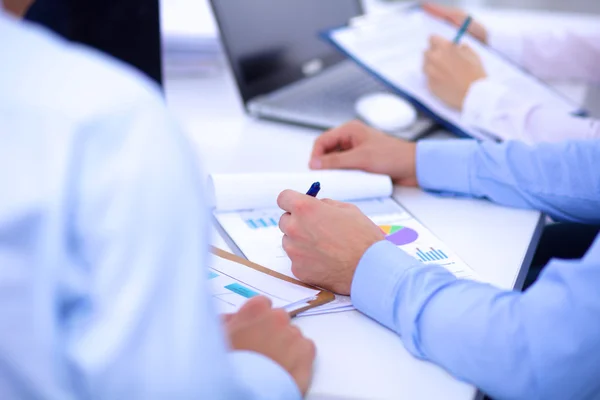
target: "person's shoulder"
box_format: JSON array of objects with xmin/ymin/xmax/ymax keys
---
[{"xmin": 0, "ymin": 15, "xmax": 164, "ymax": 121}]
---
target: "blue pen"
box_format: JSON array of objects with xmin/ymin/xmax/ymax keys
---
[
  {"xmin": 453, "ymin": 15, "xmax": 472, "ymax": 44},
  {"xmin": 306, "ymin": 182, "xmax": 321, "ymax": 197}
]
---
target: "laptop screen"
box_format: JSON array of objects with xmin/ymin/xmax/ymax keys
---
[{"xmin": 210, "ymin": 0, "xmax": 362, "ymax": 103}]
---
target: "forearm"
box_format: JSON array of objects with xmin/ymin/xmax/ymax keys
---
[
  {"xmin": 489, "ymin": 29, "xmax": 600, "ymax": 83},
  {"xmin": 352, "ymin": 240, "xmax": 600, "ymax": 399},
  {"xmin": 416, "ymin": 140, "xmax": 600, "ymax": 224},
  {"xmin": 462, "ymin": 79, "xmax": 600, "ymax": 144}
]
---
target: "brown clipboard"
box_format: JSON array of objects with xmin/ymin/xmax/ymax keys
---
[{"xmin": 211, "ymin": 247, "xmax": 336, "ymax": 317}]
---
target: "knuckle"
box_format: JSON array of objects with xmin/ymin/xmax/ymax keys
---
[
  {"xmin": 272, "ymin": 308, "xmax": 291, "ymax": 327},
  {"xmin": 295, "ymin": 199, "xmax": 314, "ymax": 214},
  {"xmin": 291, "ymin": 262, "xmax": 309, "ymax": 281}
]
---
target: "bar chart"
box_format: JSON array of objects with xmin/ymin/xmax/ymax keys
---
[
  {"xmin": 416, "ymin": 247, "xmax": 449, "ymax": 262},
  {"xmin": 244, "ymin": 216, "xmax": 279, "ymax": 229}
]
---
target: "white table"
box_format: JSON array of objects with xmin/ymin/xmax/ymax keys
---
[
  {"xmin": 164, "ymin": 68, "xmax": 544, "ymax": 399},
  {"xmin": 158, "ymin": 3, "xmax": 600, "ymax": 395}
]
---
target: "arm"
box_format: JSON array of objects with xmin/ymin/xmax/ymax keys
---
[
  {"xmin": 66, "ymin": 95, "xmax": 299, "ymax": 399},
  {"xmin": 352, "ymin": 239, "xmax": 600, "ymax": 399},
  {"xmin": 489, "ymin": 29, "xmax": 600, "ymax": 83},
  {"xmin": 461, "ymin": 79, "xmax": 600, "ymax": 143},
  {"xmin": 416, "ymin": 139, "xmax": 600, "ymax": 225}
]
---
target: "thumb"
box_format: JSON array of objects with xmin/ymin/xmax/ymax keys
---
[{"xmin": 316, "ymin": 149, "xmax": 364, "ymax": 170}]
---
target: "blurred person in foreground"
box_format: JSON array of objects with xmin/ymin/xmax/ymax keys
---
[{"xmin": 0, "ymin": 4, "xmax": 314, "ymax": 399}]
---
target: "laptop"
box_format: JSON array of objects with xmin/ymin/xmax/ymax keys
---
[{"xmin": 209, "ymin": 0, "xmax": 433, "ymax": 139}]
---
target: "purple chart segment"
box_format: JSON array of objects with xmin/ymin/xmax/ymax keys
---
[{"xmin": 381, "ymin": 225, "xmax": 419, "ymax": 246}]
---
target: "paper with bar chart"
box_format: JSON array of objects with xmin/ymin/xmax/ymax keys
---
[
  {"xmin": 208, "ymin": 255, "xmax": 319, "ymax": 315},
  {"xmin": 211, "ymin": 171, "xmax": 479, "ymax": 316}
]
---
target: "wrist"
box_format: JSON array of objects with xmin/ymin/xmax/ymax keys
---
[{"xmin": 391, "ymin": 141, "xmax": 417, "ymax": 184}]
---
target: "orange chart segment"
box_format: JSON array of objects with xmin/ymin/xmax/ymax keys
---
[{"xmin": 380, "ymin": 225, "xmax": 419, "ymax": 246}]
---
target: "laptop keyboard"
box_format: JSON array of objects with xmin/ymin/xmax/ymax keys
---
[{"xmin": 250, "ymin": 60, "xmax": 434, "ymax": 139}]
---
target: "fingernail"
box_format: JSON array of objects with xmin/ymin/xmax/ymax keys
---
[{"xmin": 310, "ymin": 159, "xmax": 322, "ymax": 169}]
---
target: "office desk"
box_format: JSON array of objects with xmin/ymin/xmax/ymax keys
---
[{"xmin": 164, "ymin": 68, "xmax": 545, "ymax": 399}]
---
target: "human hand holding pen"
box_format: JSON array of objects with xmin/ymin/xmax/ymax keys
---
[
  {"xmin": 423, "ymin": 35, "xmax": 487, "ymax": 110},
  {"xmin": 278, "ymin": 189, "xmax": 385, "ymax": 295},
  {"xmin": 422, "ymin": 3, "xmax": 489, "ymax": 44}
]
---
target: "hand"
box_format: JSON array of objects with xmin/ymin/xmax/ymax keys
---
[
  {"xmin": 278, "ymin": 191, "xmax": 385, "ymax": 295},
  {"xmin": 224, "ymin": 297, "xmax": 316, "ymax": 396},
  {"xmin": 424, "ymin": 35, "xmax": 487, "ymax": 110},
  {"xmin": 309, "ymin": 120, "xmax": 418, "ymax": 187},
  {"xmin": 422, "ymin": 3, "xmax": 488, "ymax": 44}
]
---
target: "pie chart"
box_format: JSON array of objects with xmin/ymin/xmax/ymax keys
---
[{"xmin": 380, "ymin": 225, "xmax": 419, "ymax": 246}]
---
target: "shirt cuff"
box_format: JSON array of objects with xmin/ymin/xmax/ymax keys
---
[
  {"xmin": 230, "ymin": 351, "xmax": 301, "ymax": 400},
  {"xmin": 488, "ymin": 29, "xmax": 524, "ymax": 65},
  {"xmin": 416, "ymin": 140, "xmax": 479, "ymax": 196},
  {"xmin": 351, "ymin": 240, "xmax": 422, "ymax": 333},
  {"xmin": 462, "ymin": 79, "xmax": 511, "ymax": 139}
]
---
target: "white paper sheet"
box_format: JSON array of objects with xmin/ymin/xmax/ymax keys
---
[
  {"xmin": 209, "ymin": 171, "xmax": 393, "ymax": 212},
  {"xmin": 214, "ymin": 193, "xmax": 481, "ymax": 316},
  {"xmin": 329, "ymin": 8, "xmax": 580, "ymax": 140},
  {"xmin": 208, "ymin": 255, "xmax": 319, "ymax": 314}
]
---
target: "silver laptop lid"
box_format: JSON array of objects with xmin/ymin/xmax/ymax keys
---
[{"xmin": 209, "ymin": 0, "xmax": 363, "ymax": 106}]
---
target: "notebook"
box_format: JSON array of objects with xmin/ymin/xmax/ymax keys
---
[
  {"xmin": 210, "ymin": 170, "xmax": 482, "ymax": 316},
  {"xmin": 321, "ymin": 5, "xmax": 583, "ymax": 140}
]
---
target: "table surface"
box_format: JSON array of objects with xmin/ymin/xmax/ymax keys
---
[{"xmin": 158, "ymin": 6, "xmax": 598, "ymax": 398}]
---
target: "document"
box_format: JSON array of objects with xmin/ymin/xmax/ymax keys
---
[
  {"xmin": 211, "ymin": 171, "xmax": 481, "ymax": 316},
  {"xmin": 325, "ymin": 7, "xmax": 580, "ymax": 140},
  {"xmin": 209, "ymin": 252, "xmax": 321, "ymax": 315}
]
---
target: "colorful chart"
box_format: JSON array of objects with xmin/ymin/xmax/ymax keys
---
[
  {"xmin": 245, "ymin": 217, "xmax": 279, "ymax": 229},
  {"xmin": 416, "ymin": 247, "xmax": 449, "ymax": 263},
  {"xmin": 380, "ymin": 225, "xmax": 419, "ymax": 246}
]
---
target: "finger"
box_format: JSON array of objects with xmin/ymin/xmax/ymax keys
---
[
  {"xmin": 282, "ymin": 234, "xmax": 293, "ymax": 255},
  {"xmin": 311, "ymin": 123, "xmax": 353, "ymax": 162},
  {"xmin": 429, "ymin": 34, "xmax": 450, "ymax": 49},
  {"xmin": 278, "ymin": 212, "xmax": 291, "ymax": 234},
  {"xmin": 310, "ymin": 121, "xmax": 365, "ymax": 169},
  {"xmin": 271, "ymin": 308, "xmax": 292, "ymax": 328},
  {"xmin": 221, "ymin": 313, "xmax": 235, "ymax": 324},
  {"xmin": 321, "ymin": 198, "xmax": 351, "ymax": 209},
  {"xmin": 238, "ymin": 296, "xmax": 272, "ymax": 317},
  {"xmin": 423, "ymin": 63, "xmax": 442, "ymax": 82},
  {"xmin": 277, "ymin": 189, "xmax": 320, "ymax": 214},
  {"xmin": 422, "ymin": 3, "xmax": 451, "ymax": 19},
  {"xmin": 318, "ymin": 148, "xmax": 365, "ymax": 170}
]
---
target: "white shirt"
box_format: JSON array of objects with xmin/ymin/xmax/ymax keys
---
[
  {"xmin": 0, "ymin": 11, "xmax": 298, "ymax": 399},
  {"xmin": 462, "ymin": 29, "xmax": 600, "ymax": 143}
]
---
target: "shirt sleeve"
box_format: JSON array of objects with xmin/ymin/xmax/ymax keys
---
[
  {"xmin": 415, "ymin": 139, "xmax": 600, "ymax": 225},
  {"xmin": 461, "ymin": 79, "xmax": 600, "ymax": 143},
  {"xmin": 489, "ymin": 29, "xmax": 600, "ymax": 83},
  {"xmin": 351, "ymin": 237, "xmax": 600, "ymax": 399},
  {"xmin": 64, "ymin": 94, "xmax": 299, "ymax": 399}
]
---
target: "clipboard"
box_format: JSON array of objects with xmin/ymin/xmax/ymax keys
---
[
  {"xmin": 321, "ymin": 4, "xmax": 586, "ymax": 140},
  {"xmin": 211, "ymin": 247, "xmax": 336, "ymax": 317}
]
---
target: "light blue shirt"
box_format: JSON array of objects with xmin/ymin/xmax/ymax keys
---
[
  {"xmin": 0, "ymin": 12, "xmax": 298, "ymax": 399},
  {"xmin": 352, "ymin": 139, "xmax": 600, "ymax": 400}
]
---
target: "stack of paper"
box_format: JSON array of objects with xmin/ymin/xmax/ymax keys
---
[
  {"xmin": 210, "ymin": 171, "xmax": 483, "ymax": 317},
  {"xmin": 208, "ymin": 254, "xmax": 321, "ymax": 315}
]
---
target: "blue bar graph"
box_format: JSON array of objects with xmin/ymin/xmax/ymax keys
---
[
  {"xmin": 225, "ymin": 283, "xmax": 259, "ymax": 299},
  {"xmin": 417, "ymin": 247, "xmax": 449, "ymax": 263},
  {"xmin": 245, "ymin": 216, "xmax": 279, "ymax": 229},
  {"xmin": 208, "ymin": 271, "xmax": 219, "ymax": 280}
]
